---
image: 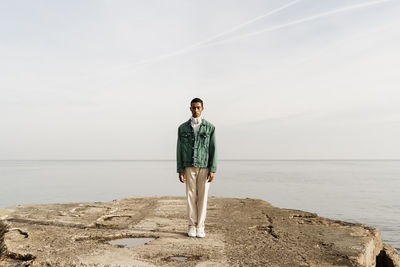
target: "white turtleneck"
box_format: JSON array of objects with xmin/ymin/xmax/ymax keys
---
[{"xmin": 190, "ymin": 115, "xmax": 203, "ymax": 136}]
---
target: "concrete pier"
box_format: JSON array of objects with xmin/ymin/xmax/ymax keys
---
[{"xmin": 0, "ymin": 196, "xmax": 398, "ymax": 266}]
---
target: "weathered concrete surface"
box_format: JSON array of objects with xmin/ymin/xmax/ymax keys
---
[
  {"xmin": 0, "ymin": 196, "xmax": 398, "ymax": 267},
  {"xmin": 0, "ymin": 220, "xmax": 7, "ymax": 257}
]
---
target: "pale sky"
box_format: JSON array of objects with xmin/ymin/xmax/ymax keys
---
[{"xmin": 1, "ymin": 0, "xmax": 400, "ymax": 160}]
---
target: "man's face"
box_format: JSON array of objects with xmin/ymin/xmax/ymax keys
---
[{"xmin": 190, "ymin": 102, "xmax": 203, "ymax": 118}]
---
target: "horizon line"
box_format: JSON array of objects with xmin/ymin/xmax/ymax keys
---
[{"xmin": 1, "ymin": 159, "xmax": 399, "ymax": 161}]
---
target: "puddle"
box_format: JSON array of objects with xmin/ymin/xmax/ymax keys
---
[
  {"xmin": 170, "ymin": 256, "xmax": 188, "ymax": 262},
  {"xmin": 107, "ymin": 237, "xmax": 156, "ymax": 247},
  {"xmin": 165, "ymin": 255, "xmax": 201, "ymax": 262}
]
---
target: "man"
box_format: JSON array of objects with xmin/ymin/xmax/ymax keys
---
[{"xmin": 176, "ymin": 97, "xmax": 217, "ymax": 238}]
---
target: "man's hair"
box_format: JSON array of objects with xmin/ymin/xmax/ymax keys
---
[{"xmin": 190, "ymin": 98, "xmax": 203, "ymax": 107}]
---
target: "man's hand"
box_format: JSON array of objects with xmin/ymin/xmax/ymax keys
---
[
  {"xmin": 179, "ymin": 172, "xmax": 185, "ymax": 183},
  {"xmin": 207, "ymin": 172, "xmax": 215, "ymax": 183}
]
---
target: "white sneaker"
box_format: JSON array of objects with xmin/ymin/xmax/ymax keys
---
[
  {"xmin": 196, "ymin": 226, "xmax": 206, "ymax": 238},
  {"xmin": 188, "ymin": 226, "xmax": 196, "ymax": 237}
]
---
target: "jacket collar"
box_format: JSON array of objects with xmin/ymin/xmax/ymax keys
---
[{"xmin": 186, "ymin": 117, "xmax": 209, "ymax": 127}]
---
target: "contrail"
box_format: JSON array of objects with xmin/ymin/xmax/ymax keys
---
[
  {"xmin": 191, "ymin": 0, "xmax": 304, "ymax": 45},
  {"xmin": 201, "ymin": 0, "xmax": 395, "ymax": 47},
  {"xmin": 119, "ymin": 0, "xmax": 304, "ymax": 70},
  {"xmin": 95, "ymin": 0, "xmax": 393, "ymax": 88},
  {"xmin": 285, "ymin": 21, "xmax": 396, "ymax": 69},
  {"xmin": 95, "ymin": 0, "xmax": 304, "ymax": 88}
]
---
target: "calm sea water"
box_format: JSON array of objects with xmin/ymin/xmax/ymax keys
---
[{"xmin": 0, "ymin": 160, "xmax": 399, "ymax": 254}]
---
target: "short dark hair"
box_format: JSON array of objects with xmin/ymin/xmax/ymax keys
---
[{"xmin": 190, "ymin": 98, "xmax": 203, "ymax": 107}]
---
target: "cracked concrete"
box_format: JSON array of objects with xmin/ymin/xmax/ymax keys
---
[{"xmin": 0, "ymin": 196, "xmax": 398, "ymax": 266}]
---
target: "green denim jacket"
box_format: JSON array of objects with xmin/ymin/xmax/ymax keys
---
[{"xmin": 176, "ymin": 118, "xmax": 217, "ymax": 173}]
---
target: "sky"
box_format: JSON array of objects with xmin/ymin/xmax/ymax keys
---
[{"xmin": 1, "ymin": 0, "xmax": 400, "ymax": 160}]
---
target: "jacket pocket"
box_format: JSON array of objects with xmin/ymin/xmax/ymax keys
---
[
  {"xmin": 180, "ymin": 132, "xmax": 192, "ymax": 143},
  {"xmin": 199, "ymin": 132, "xmax": 210, "ymax": 148}
]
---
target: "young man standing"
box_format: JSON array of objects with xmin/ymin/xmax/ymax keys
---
[{"xmin": 176, "ymin": 98, "xmax": 217, "ymax": 238}]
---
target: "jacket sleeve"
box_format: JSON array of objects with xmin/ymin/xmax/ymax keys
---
[
  {"xmin": 207, "ymin": 127, "xmax": 217, "ymax": 173},
  {"xmin": 176, "ymin": 129, "xmax": 184, "ymax": 173}
]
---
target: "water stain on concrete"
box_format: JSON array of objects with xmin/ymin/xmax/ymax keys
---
[
  {"xmin": 106, "ymin": 237, "xmax": 156, "ymax": 247},
  {"xmin": 169, "ymin": 256, "xmax": 188, "ymax": 262}
]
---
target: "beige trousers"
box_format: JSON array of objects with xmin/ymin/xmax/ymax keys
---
[{"xmin": 184, "ymin": 166, "xmax": 210, "ymax": 228}]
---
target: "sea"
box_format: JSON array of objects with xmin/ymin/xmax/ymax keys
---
[{"xmin": 0, "ymin": 160, "xmax": 399, "ymax": 255}]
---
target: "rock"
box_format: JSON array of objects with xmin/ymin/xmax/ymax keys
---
[
  {"xmin": 0, "ymin": 196, "xmax": 398, "ymax": 266},
  {"xmin": 0, "ymin": 220, "xmax": 6, "ymax": 255},
  {"xmin": 377, "ymin": 243, "xmax": 400, "ymax": 267}
]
